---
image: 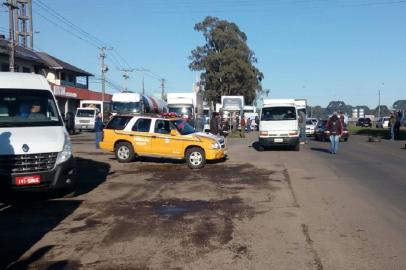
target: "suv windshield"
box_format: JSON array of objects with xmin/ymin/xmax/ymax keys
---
[
  {"xmin": 261, "ymin": 106, "xmax": 296, "ymax": 121},
  {"xmin": 0, "ymin": 89, "xmax": 62, "ymax": 127},
  {"xmin": 76, "ymin": 109, "xmax": 95, "ymax": 118},
  {"xmin": 172, "ymin": 119, "xmax": 196, "ymax": 135},
  {"xmin": 112, "ymin": 102, "xmax": 141, "ymax": 113}
]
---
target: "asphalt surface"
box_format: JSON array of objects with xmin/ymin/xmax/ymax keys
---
[{"xmin": 0, "ymin": 131, "xmax": 405, "ymax": 269}]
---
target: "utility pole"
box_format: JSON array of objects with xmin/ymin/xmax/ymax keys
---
[
  {"xmin": 118, "ymin": 68, "xmax": 134, "ymax": 91},
  {"xmin": 135, "ymin": 68, "xmax": 150, "ymax": 95},
  {"xmin": 14, "ymin": 0, "xmax": 33, "ymax": 49},
  {"xmin": 99, "ymin": 47, "xmax": 111, "ymax": 103},
  {"xmin": 4, "ymin": 0, "xmax": 17, "ymax": 72},
  {"xmin": 160, "ymin": 78, "xmax": 166, "ymax": 100},
  {"xmin": 378, "ymin": 90, "xmax": 381, "ymax": 119}
]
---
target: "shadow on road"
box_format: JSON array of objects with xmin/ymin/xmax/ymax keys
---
[
  {"xmin": 310, "ymin": 147, "xmax": 331, "ymax": 154},
  {"xmin": 251, "ymin": 141, "xmax": 294, "ymax": 152},
  {"xmin": 0, "ymin": 158, "xmax": 110, "ymax": 269}
]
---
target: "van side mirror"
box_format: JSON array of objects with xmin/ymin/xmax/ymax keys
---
[{"xmin": 170, "ymin": 129, "xmax": 178, "ymax": 136}]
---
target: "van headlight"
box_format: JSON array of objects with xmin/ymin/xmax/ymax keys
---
[
  {"xmin": 56, "ymin": 134, "xmax": 72, "ymax": 165},
  {"xmin": 211, "ymin": 142, "xmax": 220, "ymax": 149}
]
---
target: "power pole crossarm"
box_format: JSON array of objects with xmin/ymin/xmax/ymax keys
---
[
  {"xmin": 118, "ymin": 68, "xmax": 134, "ymax": 91},
  {"xmin": 99, "ymin": 46, "xmax": 112, "ymax": 103}
]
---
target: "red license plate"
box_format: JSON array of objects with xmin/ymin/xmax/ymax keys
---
[{"xmin": 15, "ymin": 175, "xmax": 41, "ymax": 186}]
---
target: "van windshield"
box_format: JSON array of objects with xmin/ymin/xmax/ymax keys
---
[
  {"xmin": 0, "ymin": 89, "xmax": 62, "ymax": 127},
  {"xmin": 261, "ymin": 106, "xmax": 297, "ymax": 121},
  {"xmin": 76, "ymin": 109, "xmax": 96, "ymax": 118}
]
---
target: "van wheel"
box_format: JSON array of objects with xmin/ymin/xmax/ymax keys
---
[
  {"xmin": 115, "ymin": 142, "xmax": 135, "ymax": 163},
  {"xmin": 186, "ymin": 147, "xmax": 206, "ymax": 169}
]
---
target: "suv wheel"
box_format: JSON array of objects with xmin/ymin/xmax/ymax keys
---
[
  {"xmin": 115, "ymin": 142, "xmax": 135, "ymax": 163},
  {"xmin": 186, "ymin": 147, "xmax": 206, "ymax": 169}
]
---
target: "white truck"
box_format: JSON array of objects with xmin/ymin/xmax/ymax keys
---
[
  {"xmin": 244, "ymin": 105, "xmax": 258, "ymax": 130},
  {"xmin": 0, "ymin": 73, "xmax": 75, "ymax": 193},
  {"xmin": 74, "ymin": 107, "xmax": 98, "ymax": 132},
  {"xmin": 112, "ymin": 92, "xmax": 167, "ymax": 115},
  {"xmin": 259, "ymin": 99, "xmax": 300, "ymax": 151},
  {"xmin": 167, "ymin": 93, "xmax": 196, "ymax": 121},
  {"xmin": 221, "ymin": 96, "xmax": 245, "ymax": 132}
]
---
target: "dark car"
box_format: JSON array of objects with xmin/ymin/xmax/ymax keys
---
[
  {"xmin": 356, "ymin": 118, "xmax": 372, "ymax": 127},
  {"xmin": 314, "ymin": 120, "xmax": 349, "ymax": 142}
]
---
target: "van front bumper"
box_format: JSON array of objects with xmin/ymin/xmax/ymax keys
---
[
  {"xmin": 0, "ymin": 156, "xmax": 76, "ymax": 192},
  {"xmin": 259, "ymin": 137, "xmax": 299, "ymax": 147}
]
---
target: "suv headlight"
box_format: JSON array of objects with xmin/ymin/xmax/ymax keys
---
[
  {"xmin": 211, "ymin": 142, "xmax": 220, "ymax": 149},
  {"xmin": 56, "ymin": 134, "xmax": 72, "ymax": 165}
]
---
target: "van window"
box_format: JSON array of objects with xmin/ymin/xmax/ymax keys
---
[
  {"xmin": 76, "ymin": 109, "xmax": 95, "ymax": 118},
  {"xmin": 0, "ymin": 89, "xmax": 62, "ymax": 127},
  {"xmin": 261, "ymin": 107, "xmax": 296, "ymax": 121},
  {"xmin": 132, "ymin": 118, "xmax": 151, "ymax": 132},
  {"xmin": 105, "ymin": 116, "xmax": 131, "ymax": 130}
]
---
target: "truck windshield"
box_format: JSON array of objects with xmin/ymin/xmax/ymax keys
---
[
  {"xmin": 168, "ymin": 106, "xmax": 193, "ymax": 117},
  {"xmin": 261, "ymin": 107, "xmax": 297, "ymax": 121},
  {"xmin": 0, "ymin": 89, "xmax": 62, "ymax": 127},
  {"xmin": 112, "ymin": 102, "xmax": 141, "ymax": 113},
  {"xmin": 76, "ymin": 109, "xmax": 95, "ymax": 118},
  {"xmin": 172, "ymin": 119, "xmax": 196, "ymax": 135}
]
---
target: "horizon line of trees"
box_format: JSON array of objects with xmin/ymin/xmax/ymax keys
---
[{"xmin": 308, "ymin": 100, "xmax": 406, "ymax": 118}]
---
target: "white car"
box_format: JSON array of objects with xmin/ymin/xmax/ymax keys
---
[
  {"xmin": 305, "ymin": 118, "xmax": 318, "ymax": 136},
  {"xmin": 376, "ymin": 117, "xmax": 390, "ymax": 129}
]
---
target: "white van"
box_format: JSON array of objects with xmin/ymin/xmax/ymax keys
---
[
  {"xmin": 75, "ymin": 107, "xmax": 98, "ymax": 131},
  {"xmin": 0, "ymin": 73, "xmax": 75, "ymax": 192},
  {"xmin": 259, "ymin": 99, "xmax": 300, "ymax": 151}
]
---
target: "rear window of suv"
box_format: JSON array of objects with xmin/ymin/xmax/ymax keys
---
[{"xmin": 105, "ymin": 116, "xmax": 132, "ymax": 130}]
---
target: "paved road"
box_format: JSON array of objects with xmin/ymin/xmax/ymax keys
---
[{"xmin": 0, "ymin": 131, "xmax": 404, "ymax": 269}]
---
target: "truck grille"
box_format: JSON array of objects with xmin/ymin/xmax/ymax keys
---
[
  {"xmin": 79, "ymin": 120, "xmax": 90, "ymax": 123},
  {"xmin": 0, "ymin": 153, "xmax": 58, "ymax": 174}
]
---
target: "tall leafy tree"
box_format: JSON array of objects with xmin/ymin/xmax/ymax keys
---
[
  {"xmin": 393, "ymin": 100, "xmax": 406, "ymax": 111},
  {"xmin": 189, "ymin": 16, "xmax": 263, "ymax": 104}
]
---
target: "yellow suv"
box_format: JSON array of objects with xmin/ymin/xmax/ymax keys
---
[{"xmin": 99, "ymin": 115, "xmax": 227, "ymax": 169}]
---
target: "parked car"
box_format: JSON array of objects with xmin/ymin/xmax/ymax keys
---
[
  {"xmin": 314, "ymin": 120, "xmax": 349, "ymax": 142},
  {"xmin": 356, "ymin": 118, "xmax": 372, "ymax": 127},
  {"xmin": 99, "ymin": 114, "xmax": 227, "ymax": 169},
  {"xmin": 306, "ymin": 118, "xmax": 318, "ymax": 136},
  {"xmin": 376, "ymin": 117, "xmax": 390, "ymax": 129}
]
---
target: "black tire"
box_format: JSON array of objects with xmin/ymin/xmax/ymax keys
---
[
  {"xmin": 344, "ymin": 138, "xmax": 348, "ymax": 142},
  {"xmin": 293, "ymin": 143, "xmax": 300, "ymax": 151},
  {"xmin": 186, "ymin": 147, "xmax": 206, "ymax": 169},
  {"xmin": 115, "ymin": 142, "xmax": 135, "ymax": 163}
]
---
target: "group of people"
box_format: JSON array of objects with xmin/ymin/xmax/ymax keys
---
[
  {"xmin": 389, "ymin": 110, "xmax": 403, "ymax": 140},
  {"xmin": 210, "ymin": 112, "xmax": 258, "ymax": 138}
]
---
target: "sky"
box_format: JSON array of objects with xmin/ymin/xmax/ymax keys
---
[{"xmin": 1, "ymin": 0, "xmax": 405, "ymax": 108}]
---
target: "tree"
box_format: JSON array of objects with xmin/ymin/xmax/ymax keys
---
[
  {"xmin": 326, "ymin": 101, "xmax": 347, "ymax": 115},
  {"xmin": 393, "ymin": 100, "xmax": 406, "ymax": 111},
  {"xmin": 189, "ymin": 16, "xmax": 263, "ymax": 105},
  {"xmin": 311, "ymin": 105, "xmax": 326, "ymax": 119},
  {"xmin": 373, "ymin": 105, "xmax": 390, "ymax": 117}
]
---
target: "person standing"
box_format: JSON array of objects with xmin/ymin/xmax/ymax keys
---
[
  {"xmin": 210, "ymin": 112, "xmax": 219, "ymax": 135},
  {"xmin": 240, "ymin": 115, "xmax": 246, "ymax": 138},
  {"xmin": 247, "ymin": 117, "xmax": 252, "ymax": 133},
  {"xmin": 95, "ymin": 112, "xmax": 104, "ymax": 149},
  {"xmin": 326, "ymin": 112, "xmax": 343, "ymax": 154},
  {"xmin": 298, "ymin": 110, "xmax": 307, "ymax": 144},
  {"xmin": 394, "ymin": 110, "xmax": 402, "ymax": 140},
  {"xmin": 389, "ymin": 112, "xmax": 396, "ymax": 140}
]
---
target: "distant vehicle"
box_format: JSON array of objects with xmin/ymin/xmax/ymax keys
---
[
  {"xmin": 259, "ymin": 99, "xmax": 300, "ymax": 151},
  {"xmin": 100, "ymin": 114, "xmax": 226, "ymax": 169},
  {"xmin": 244, "ymin": 105, "xmax": 258, "ymax": 130},
  {"xmin": 167, "ymin": 93, "xmax": 196, "ymax": 123},
  {"xmin": 80, "ymin": 100, "xmax": 110, "ymax": 121},
  {"xmin": 221, "ymin": 96, "xmax": 244, "ymax": 131},
  {"xmin": 356, "ymin": 118, "xmax": 372, "ymax": 127},
  {"xmin": 112, "ymin": 92, "xmax": 167, "ymax": 115},
  {"xmin": 203, "ymin": 106, "xmax": 210, "ymax": 132},
  {"xmin": 305, "ymin": 118, "xmax": 318, "ymax": 136},
  {"xmin": 0, "ymin": 73, "xmax": 75, "ymax": 193},
  {"xmin": 75, "ymin": 107, "xmax": 98, "ymax": 132},
  {"xmin": 376, "ymin": 117, "xmax": 390, "ymax": 129},
  {"xmin": 314, "ymin": 120, "xmax": 349, "ymax": 142}
]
